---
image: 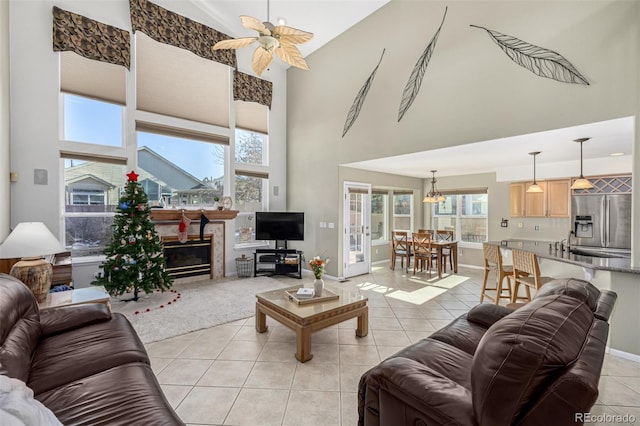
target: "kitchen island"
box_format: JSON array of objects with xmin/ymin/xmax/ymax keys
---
[
  {"xmin": 487, "ymin": 239, "xmax": 639, "ymax": 275},
  {"xmin": 486, "ymin": 239, "xmax": 640, "ymax": 360}
]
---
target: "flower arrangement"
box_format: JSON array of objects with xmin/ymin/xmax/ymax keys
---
[{"xmin": 309, "ymin": 256, "xmax": 329, "ymax": 280}]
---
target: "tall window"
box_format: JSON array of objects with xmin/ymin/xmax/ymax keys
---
[
  {"xmin": 392, "ymin": 192, "xmax": 413, "ymax": 231},
  {"xmin": 63, "ymin": 158, "xmax": 124, "ymax": 256},
  {"xmin": 234, "ymin": 128, "xmax": 269, "ymax": 246},
  {"xmin": 371, "ymin": 192, "xmax": 388, "ymax": 242},
  {"xmin": 432, "ymin": 192, "xmax": 488, "ymax": 244},
  {"xmin": 137, "ymin": 130, "xmax": 226, "ymax": 208}
]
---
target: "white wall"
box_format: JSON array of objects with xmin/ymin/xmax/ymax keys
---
[
  {"xmin": 288, "ymin": 0, "xmax": 639, "ymax": 276},
  {"xmin": 8, "ymin": 0, "xmax": 288, "ymax": 277},
  {"xmin": 0, "ymin": 0, "xmax": 9, "ymax": 240}
]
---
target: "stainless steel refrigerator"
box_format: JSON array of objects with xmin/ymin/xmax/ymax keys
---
[{"xmin": 571, "ymin": 194, "xmax": 632, "ymax": 249}]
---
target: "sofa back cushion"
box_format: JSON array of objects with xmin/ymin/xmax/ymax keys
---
[
  {"xmin": 0, "ymin": 274, "xmax": 41, "ymax": 382},
  {"xmin": 471, "ymin": 293, "xmax": 594, "ymax": 425},
  {"xmin": 534, "ymin": 278, "xmax": 600, "ymax": 310}
]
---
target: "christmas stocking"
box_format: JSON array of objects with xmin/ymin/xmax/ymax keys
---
[
  {"xmin": 178, "ymin": 213, "xmax": 191, "ymax": 243},
  {"xmin": 199, "ymin": 214, "xmax": 210, "ymax": 241}
]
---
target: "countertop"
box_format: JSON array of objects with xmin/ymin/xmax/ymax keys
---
[{"xmin": 487, "ymin": 240, "xmax": 640, "ymax": 275}]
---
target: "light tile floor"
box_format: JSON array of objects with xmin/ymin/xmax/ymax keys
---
[{"xmin": 145, "ymin": 265, "xmax": 640, "ymax": 426}]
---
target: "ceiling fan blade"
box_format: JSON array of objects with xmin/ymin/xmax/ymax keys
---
[
  {"xmin": 273, "ymin": 26, "xmax": 314, "ymax": 44},
  {"xmin": 275, "ymin": 43, "xmax": 309, "ymax": 70},
  {"xmin": 240, "ymin": 15, "xmax": 270, "ymax": 35},
  {"xmin": 252, "ymin": 47, "xmax": 274, "ymax": 76},
  {"xmin": 213, "ymin": 37, "xmax": 258, "ymax": 50}
]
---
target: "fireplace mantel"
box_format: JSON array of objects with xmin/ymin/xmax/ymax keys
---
[{"xmin": 150, "ymin": 209, "xmax": 238, "ymax": 222}]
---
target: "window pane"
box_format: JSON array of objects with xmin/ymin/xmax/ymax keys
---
[
  {"xmin": 434, "ymin": 196, "xmax": 456, "ymax": 215},
  {"xmin": 393, "ymin": 194, "xmax": 411, "ymax": 215},
  {"xmin": 371, "ymin": 193, "xmax": 387, "ymax": 241},
  {"xmin": 64, "ymin": 159, "xmax": 122, "ymax": 213},
  {"xmin": 235, "ymin": 130, "xmax": 267, "ymax": 165},
  {"xmin": 234, "ymin": 175, "xmax": 267, "ymax": 245},
  {"xmin": 138, "ymin": 132, "xmax": 226, "ymax": 207},
  {"xmin": 64, "ymin": 159, "xmax": 124, "ymax": 257},
  {"xmin": 65, "ymin": 216, "xmax": 114, "ymax": 257},
  {"xmin": 461, "ymin": 194, "xmax": 488, "ymax": 216},
  {"xmin": 63, "ymin": 94, "xmax": 123, "ymax": 146},
  {"xmin": 461, "ymin": 218, "xmax": 487, "ymax": 243},
  {"xmin": 392, "ymin": 193, "xmax": 412, "ymax": 231}
]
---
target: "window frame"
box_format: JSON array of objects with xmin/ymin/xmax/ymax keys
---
[
  {"xmin": 431, "ymin": 193, "xmax": 488, "ymax": 248},
  {"xmin": 371, "ymin": 191, "xmax": 389, "ymax": 246}
]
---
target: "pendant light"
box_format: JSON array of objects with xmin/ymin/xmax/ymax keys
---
[
  {"xmin": 423, "ymin": 170, "xmax": 446, "ymax": 203},
  {"xmin": 570, "ymin": 137, "xmax": 594, "ymax": 190},
  {"xmin": 526, "ymin": 152, "xmax": 544, "ymax": 193}
]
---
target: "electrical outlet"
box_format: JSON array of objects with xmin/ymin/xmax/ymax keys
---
[
  {"xmin": 518, "ymin": 222, "xmax": 524, "ymax": 228},
  {"xmin": 534, "ymin": 225, "xmax": 540, "ymax": 231}
]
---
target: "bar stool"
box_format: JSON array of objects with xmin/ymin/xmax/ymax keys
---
[
  {"xmin": 480, "ymin": 243, "xmax": 514, "ymax": 304},
  {"xmin": 511, "ymin": 249, "xmax": 555, "ymax": 304}
]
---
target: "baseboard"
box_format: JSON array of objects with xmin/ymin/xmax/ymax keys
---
[{"xmin": 608, "ymin": 348, "xmax": 640, "ymax": 363}]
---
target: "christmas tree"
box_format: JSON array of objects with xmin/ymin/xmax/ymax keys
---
[{"xmin": 93, "ymin": 170, "xmax": 172, "ymax": 301}]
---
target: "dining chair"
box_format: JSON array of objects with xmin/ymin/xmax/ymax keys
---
[
  {"xmin": 511, "ymin": 249, "xmax": 555, "ymax": 304},
  {"xmin": 390, "ymin": 231, "xmax": 412, "ymax": 272},
  {"xmin": 418, "ymin": 229, "xmax": 434, "ymax": 237},
  {"xmin": 412, "ymin": 232, "xmax": 438, "ymax": 275},
  {"xmin": 480, "ymin": 243, "xmax": 514, "ymax": 304},
  {"xmin": 435, "ymin": 230, "xmax": 454, "ymax": 272}
]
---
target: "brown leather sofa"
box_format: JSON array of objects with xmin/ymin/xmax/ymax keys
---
[
  {"xmin": 0, "ymin": 273, "xmax": 184, "ymax": 425},
  {"xmin": 358, "ymin": 278, "xmax": 617, "ymax": 426}
]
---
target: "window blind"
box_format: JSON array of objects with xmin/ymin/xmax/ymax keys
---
[
  {"xmin": 136, "ymin": 32, "xmax": 231, "ymax": 128},
  {"xmin": 60, "ymin": 52, "xmax": 126, "ymax": 105},
  {"xmin": 136, "ymin": 121, "xmax": 229, "ymax": 145}
]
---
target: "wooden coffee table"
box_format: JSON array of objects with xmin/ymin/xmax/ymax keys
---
[{"xmin": 255, "ymin": 285, "xmax": 368, "ymax": 362}]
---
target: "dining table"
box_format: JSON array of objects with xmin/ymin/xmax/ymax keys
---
[{"xmin": 429, "ymin": 240, "xmax": 459, "ymax": 278}]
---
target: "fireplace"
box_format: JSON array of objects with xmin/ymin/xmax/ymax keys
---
[
  {"xmin": 163, "ymin": 237, "xmax": 213, "ymax": 279},
  {"xmin": 151, "ymin": 210, "xmax": 237, "ymax": 281}
]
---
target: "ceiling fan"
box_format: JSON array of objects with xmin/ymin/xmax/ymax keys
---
[{"xmin": 212, "ymin": 0, "xmax": 314, "ymax": 76}]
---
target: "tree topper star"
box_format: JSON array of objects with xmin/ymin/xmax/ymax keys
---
[{"xmin": 126, "ymin": 170, "xmax": 139, "ymax": 182}]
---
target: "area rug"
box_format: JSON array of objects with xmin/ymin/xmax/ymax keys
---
[{"xmin": 111, "ymin": 276, "xmax": 291, "ymax": 343}]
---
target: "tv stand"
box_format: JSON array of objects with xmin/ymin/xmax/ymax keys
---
[{"xmin": 254, "ymin": 249, "xmax": 303, "ymax": 279}]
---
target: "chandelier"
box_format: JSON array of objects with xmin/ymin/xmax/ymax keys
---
[{"xmin": 423, "ymin": 170, "xmax": 446, "ymax": 203}]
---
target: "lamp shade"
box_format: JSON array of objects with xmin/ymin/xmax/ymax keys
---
[{"xmin": 0, "ymin": 222, "xmax": 65, "ymax": 259}]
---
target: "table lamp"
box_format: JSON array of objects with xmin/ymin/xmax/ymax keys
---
[{"xmin": 0, "ymin": 222, "xmax": 65, "ymax": 302}]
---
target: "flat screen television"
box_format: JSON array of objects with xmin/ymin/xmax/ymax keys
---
[{"xmin": 255, "ymin": 212, "xmax": 304, "ymax": 242}]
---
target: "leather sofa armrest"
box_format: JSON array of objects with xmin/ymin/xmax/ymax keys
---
[
  {"xmin": 594, "ymin": 290, "xmax": 617, "ymax": 321},
  {"xmin": 40, "ymin": 303, "xmax": 112, "ymax": 337},
  {"xmin": 364, "ymin": 357, "xmax": 475, "ymax": 426},
  {"xmin": 466, "ymin": 303, "xmax": 512, "ymax": 328}
]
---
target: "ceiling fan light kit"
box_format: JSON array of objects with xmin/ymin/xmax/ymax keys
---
[{"xmin": 212, "ymin": 0, "xmax": 313, "ymax": 76}]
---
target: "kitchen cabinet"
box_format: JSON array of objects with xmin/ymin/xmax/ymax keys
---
[{"xmin": 510, "ymin": 179, "xmax": 570, "ymax": 218}]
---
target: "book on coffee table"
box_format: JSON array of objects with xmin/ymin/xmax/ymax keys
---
[
  {"xmin": 286, "ymin": 287, "xmax": 340, "ymax": 305},
  {"xmin": 296, "ymin": 288, "xmax": 314, "ymax": 299}
]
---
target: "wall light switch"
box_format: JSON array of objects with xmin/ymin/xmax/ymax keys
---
[
  {"xmin": 320, "ymin": 222, "xmax": 326, "ymax": 228},
  {"xmin": 328, "ymin": 222, "xmax": 335, "ymax": 229},
  {"xmin": 9, "ymin": 172, "xmax": 18, "ymax": 182}
]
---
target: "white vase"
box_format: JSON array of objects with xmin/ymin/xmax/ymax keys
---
[{"xmin": 313, "ymin": 278, "xmax": 324, "ymax": 297}]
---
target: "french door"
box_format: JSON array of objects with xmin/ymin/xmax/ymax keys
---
[{"xmin": 343, "ymin": 182, "xmax": 371, "ymax": 277}]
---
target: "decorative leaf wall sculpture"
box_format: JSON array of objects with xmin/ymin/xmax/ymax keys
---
[
  {"xmin": 398, "ymin": 7, "xmax": 448, "ymax": 122},
  {"xmin": 342, "ymin": 48, "xmax": 385, "ymax": 138},
  {"xmin": 470, "ymin": 25, "xmax": 589, "ymax": 85}
]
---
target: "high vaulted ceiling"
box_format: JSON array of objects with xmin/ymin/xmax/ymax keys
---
[
  {"xmin": 192, "ymin": 1, "xmax": 634, "ymax": 181},
  {"xmin": 193, "ymin": 0, "xmax": 390, "ymax": 58}
]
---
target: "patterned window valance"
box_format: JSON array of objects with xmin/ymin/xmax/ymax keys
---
[
  {"xmin": 129, "ymin": 0, "xmax": 236, "ymax": 69},
  {"xmin": 53, "ymin": 6, "xmax": 130, "ymax": 69},
  {"xmin": 234, "ymin": 71, "xmax": 273, "ymax": 109}
]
